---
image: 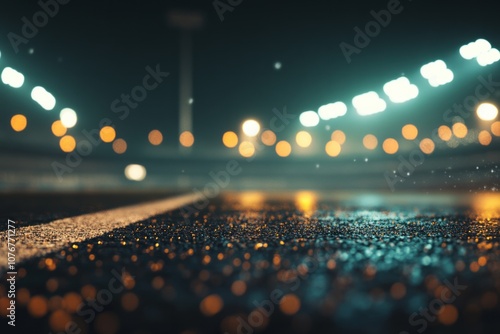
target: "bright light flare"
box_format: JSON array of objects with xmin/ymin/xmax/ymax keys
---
[
  {"xmin": 31, "ymin": 86, "xmax": 56, "ymax": 110},
  {"xmin": 318, "ymin": 102, "xmax": 347, "ymax": 120},
  {"xmin": 352, "ymin": 92, "xmax": 386, "ymax": 116},
  {"xmin": 60, "ymin": 108, "xmax": 77, "ymax": 128},
  {"xmin": 125, "ymin": 164, "xmax": 147, "ymax": 181},
  {"xmin": 460, "ymin": 39, "xmax": 492, "ymax": 60},
  {"xmin": 294, "ymin": 191, "xmax": 317, "ymax": 215},
  {"xmin": 460, "ymin": 39, "xmax": 499, "ymax": 66},
  {"xmin": 477, "ymin": 48, "xmax": 500, "ymax": 66},
  {"xmin": 299, "ymin": 111, "xmax": 320, "ymax": 127},
  {"xmin": 1, "ymin": 67, "xmax": 25, "ymax": 88},
  {"xmin": 383, "ymin": 77, "xmax": 419, "ymax": 103},
  {"xmin": 420, "ymin": 60, "xmax": 453, "ymax": 87},
  {"xmin": 242, "ymin": 119, "xmax": 261, "ymax": 137},
  {"xmin": 472, "ymin": 193, "xmax": 500, "ymax": 220},
  {"xmin": 476, "ymin": 103, "xmax": 498, "ymax": 121}
]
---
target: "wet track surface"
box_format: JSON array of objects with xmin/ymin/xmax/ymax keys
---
[{"xmin": 1, "ymin": 193, "xmax": 500, "ymax": 334}]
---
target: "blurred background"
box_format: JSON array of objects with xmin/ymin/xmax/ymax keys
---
[{"xmin": 0, "ymin": 0, "xmax": 499, "ymax": 192}]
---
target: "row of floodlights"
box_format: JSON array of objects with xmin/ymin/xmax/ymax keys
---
[
  {"xmin": 299, "ymin": 72, "xmax": 425, "ymax": 126},
  {"xmin": 1, "ymin": 65, "xmax": 78, "ymax": 128},
  {"xmin": 460, "ymin": 39, "xmax": 500, "ymax": 66},
  {"xmin": 299, "ymin": 39, "xmax": 498, "ymax": 126}
]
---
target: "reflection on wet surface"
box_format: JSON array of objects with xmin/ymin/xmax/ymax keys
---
[
  {"xmin": 471, "ymin": 193, "xmax": 500, "ymax": 220},
  {"xmin": 2, "ymin": 192, "xmax": 500, "ymax": 334}
]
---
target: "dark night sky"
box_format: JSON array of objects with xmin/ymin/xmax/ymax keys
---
[{"xmin": 0, "ymin": 0, "xmax": 499, "ymax": 161}]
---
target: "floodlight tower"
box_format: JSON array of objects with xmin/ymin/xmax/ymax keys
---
[{"xmin": 168, "ymin": 10, "xmax": 204, "ymax": 152}]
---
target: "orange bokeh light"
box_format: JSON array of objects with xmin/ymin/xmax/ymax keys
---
[
  {"xmin": 148, "ymin": 130, "xmax": 163, "ymax": 145},
  {"xmin": 325, "ymin": 140, "xmax": 342, "ymax": 157},
  {"xmin": 331, "ymin": 130, "xmax": 346, "ymax": 145},
  {"xmin": 363, "ymin": 134, "xmax": 378, "ymax": 150},
  {"xmin": 261, "ymin": 130, "xmax": 277, "ymax": 146},
  {"xmin": 402, "ymin": 124, "xmax": 418, "ymax": 140},
  {"xmin": 59, "ymin": 135, "xmax": 76, "ymax": 153},
  {"xmin": 100, "ymin": 126, "xmax": 116, "ymax": 143},
  {"xmin": 112, "ymin": 138, "xmax": 127, "ymax": 154},
  {"xmin": 438, "ymin": 125, "xmax": 452, "ymax": 141},
  {"xmin": 452, "ymin": 123, "xmax": 468, "ymax": 139},
  {"xmin": 11, "ymin": 114, "xmax": 27, "ymax": 132},
  {"xmin": 383, "ymin": 138, "xmax": 399, "ymax": 154},
  {"xmin": 222, "ymin": 131, "xmax": 238, "ymax": 148},
  {"xmin": 419, "ymin": 138, "xmax": 435, "ymax": 154},
  {"xmin": 275, "ymin": 141, "xmax": 292, "ymax": 157},
  {"xmin": 51, "ymin": 120, "xmax": 67, "ymax": 137},
  {"xmin": 180, "ymin": 131, "xmax": 194, "ymax": 147}
]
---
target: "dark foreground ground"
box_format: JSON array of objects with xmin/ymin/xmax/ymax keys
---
[{"xmin": 1, "ymin": 192, "xmax": 500, "ymax": 334}]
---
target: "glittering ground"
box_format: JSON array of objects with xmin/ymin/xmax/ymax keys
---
[{"xmin": 1, "ymin": 192, "xmax": 500, "ymax": 334}]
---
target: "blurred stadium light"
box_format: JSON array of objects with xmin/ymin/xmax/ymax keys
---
[
  {"xmin": 241, "ymin": 119, "xmax": 261, "ymax": 137},
  {"xmin": 0, "ymin": 35, "xmax": 498, "ymax": 173},
  {"xmin": 420, "ymin": 60, "xmax": 454, "ymax": 87},
  {"xmin": 477, "ymin": 102, "xmax": 499, "ymax": 121},
  {"xmin": 299, "ymin": 111, "xmax": 320, "ymax": 127},
  {"xmin": 59, "ymin": 108, "xmax": 78, "ymax": 128},
  {"xmin": 460, "ymin": 39, "xmax": 491, "ymax": 59},
  {"xmin": 477, "ymin": 49, "xmax": 500, "ymax": 66},
  {"xmin": 383, "ymin": 77, "xmax": 419, "ymax": 103},
  {"xmin": 318, "ymin": 102, "xmax": 347, "ymax": 120},
  {"xmin": 125, "ymin": 164, "xmax": 147, "ymax": 181},
  {"xmin": 460, "ymin": 38, "xmax": 500, "ymax": 66},
  {"xmin": 1, "ymin": 67, "xmax": 25, "ymax": 88},
  {"xmin": 31, "ymin": 86, "xmax": 56, "ymax": 111},
  {"xmin": 352, "ymin": 91, "xmax": 386, "ymax": 116}
]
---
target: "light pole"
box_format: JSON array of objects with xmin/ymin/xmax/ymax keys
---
[{"xmin": 168, "ymin": 10, "xmax": 204, "ymax": 152}]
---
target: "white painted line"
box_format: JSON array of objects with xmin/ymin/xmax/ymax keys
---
[{"xmin": 0, "ymin": 192, "xmax": 202, "ymax": 270}]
